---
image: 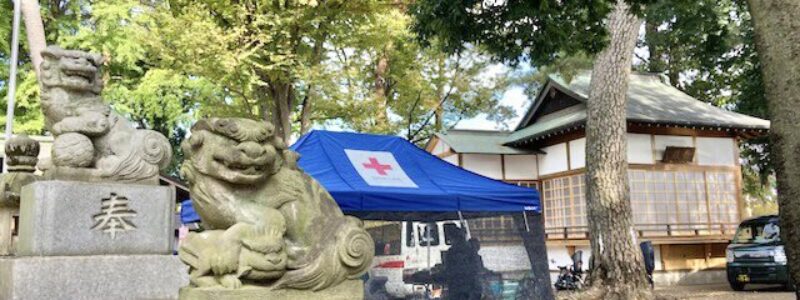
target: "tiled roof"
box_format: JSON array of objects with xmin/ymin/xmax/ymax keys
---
[
  {"xmin": 434, "ymin": 130, "xmax": 539, "ymax": 154},
  {"xmin": 435, "ymin": 71, "xmax": 770, "ymax": 152},
  {"xmin": 505, "ymin": 71, "xmax": 769, "ymax": 145}
]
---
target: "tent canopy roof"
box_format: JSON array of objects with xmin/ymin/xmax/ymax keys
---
[{"xmin": 290, "ymin": 130, "xmax": 540, "ymax": 221}]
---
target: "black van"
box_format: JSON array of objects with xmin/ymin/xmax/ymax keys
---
[{"xmin": 726, "ymin": 215, "xmax": 794, "ymax": 291}]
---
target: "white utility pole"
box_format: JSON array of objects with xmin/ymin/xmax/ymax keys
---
[{"xmin": 5, "ymin": 0, "xmax": 22, "ymax": 172}]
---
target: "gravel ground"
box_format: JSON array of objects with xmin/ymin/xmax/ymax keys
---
[{"xmin": 654, "ymin": 283, "xmax": 794, "ymax": 300}]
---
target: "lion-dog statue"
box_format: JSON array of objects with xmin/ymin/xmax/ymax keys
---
[
  {"xmin": 37, "ymin": 46, "xmax": 171, "ymax": 184},
  {"xmin": 178, "ymin": 118, "xmax": 374, "ymax": 295}
]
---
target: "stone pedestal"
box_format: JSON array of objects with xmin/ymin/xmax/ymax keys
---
[
  {"xmin": 17, "ymin": 181, "xmax": 174, "ymax": 256},
  {"xmin": 178, "ymin": 279, "xmax": 364, "ymax": 300},
  {"xmin": 0, "ymin": 180, "xmax": 188, "ymax": 299},
  {"xmin": 0, "ymin": 255, "xmax": 189, "ymax": 300}
]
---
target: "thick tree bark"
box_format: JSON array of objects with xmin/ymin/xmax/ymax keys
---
[
  {"xmin": 747, "ymin": 0, "xmax": 800, "ymax": 297},
  {"xmin": 584, "ymin": 1, "xmax": 652, "ymax": 299},
  {"xmin": 20, "ymin": 0, "xmax": 46, "ymax": 76}
]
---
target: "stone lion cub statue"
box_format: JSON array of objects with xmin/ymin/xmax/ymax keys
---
[
  {"xmin": 37, "ymin": 46, "xmax": 171, "ymax": 183},
  {"xmin": 178, "ymin": 118, "xmax": 373, "ymax": 294}
]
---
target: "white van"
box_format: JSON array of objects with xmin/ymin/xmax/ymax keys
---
[{"xmin": 367, "ymin": 221, "xmax": 462, "ymax": 299}]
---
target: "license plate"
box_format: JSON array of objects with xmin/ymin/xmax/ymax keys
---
[{"xmin": 737, "ymin": 274, "xmax": 750, "ymax": 282}]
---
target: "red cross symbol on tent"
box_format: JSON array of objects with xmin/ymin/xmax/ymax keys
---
[{"xmin": 362, "ymin": 157, "xmax": 393, "ymax": 176}]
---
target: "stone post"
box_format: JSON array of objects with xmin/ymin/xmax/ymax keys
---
[{"xmin": 0, "ymin": 134, "xmax": 39, "ymax": 255}]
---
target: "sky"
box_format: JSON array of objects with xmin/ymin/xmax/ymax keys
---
[{"xmin": 454, "ymin": 85, "xmax": 529, "ymax": 131}]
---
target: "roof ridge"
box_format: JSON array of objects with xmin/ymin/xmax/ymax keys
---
[{"xmin": 445, "ymin": 129, "xmax": 510, "ymax": 134}]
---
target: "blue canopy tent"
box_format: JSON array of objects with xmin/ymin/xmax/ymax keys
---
[
  {"xmin": 180, "ymin": 199, "xmax": 200, "ymax": 224},
  {"xmin": 179, "ymin": 129, "xmax": 552, "ymax": 298},
  {"xmin": 289, "ymin": 130, "xmax": 540, "ymax": 221},
  {"xmin": 291, "ymin": 130, "xmax": 552, "ymax": 299}
]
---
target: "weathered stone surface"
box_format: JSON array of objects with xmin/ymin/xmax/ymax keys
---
[
  {"xmin": 5, "ymin": 134, "xmax": 40, "ymax": 173},
  {"xmin": 0, "ymin": 135, "xmax": 42, "ymax": 255},
  {"xmin": 178, "ymin": 279, "xmax": 363, "ymax": 300},
  {"xmin": 17, "ymin": 180, "xmax": 175, "ymax": 256},
  {"xmin": 178, "ymin": 118, "xmax": 373, "ymax": 293},
  {"xmin": 37, "ymin": 46, "xmax": 172, "ymax": 184},
  {"xmin": 0, "ymin": 255, "xmax": 188, "ymax": 300}
]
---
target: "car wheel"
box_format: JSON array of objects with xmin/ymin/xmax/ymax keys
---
[{"xmin": 729, "ymin": 281, "xmax": 745, "ymax": 291}]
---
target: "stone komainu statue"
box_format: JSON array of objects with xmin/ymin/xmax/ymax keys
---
[
  {"xmin": 37, "ymin": 46, "xmax": 171, "ymax": 184},
  {"xmin": 178, "ymin": 118, "xmax": 373, "ymax": 292}
]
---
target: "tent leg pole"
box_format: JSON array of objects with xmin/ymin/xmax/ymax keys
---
[
  {"xmin": 426, "ymin": 224, "xmax": 432, "ymax": 298},
  {"xmin": 523, "ymin": 211, "xmax": 530, "ymax": 232},
  {"xmin": 458, "ymin": 211, "xmax": 472, "ymax": 239}
]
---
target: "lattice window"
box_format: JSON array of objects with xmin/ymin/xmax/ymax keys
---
[
  {"xmin": 629, "ymin": 170, "xmax": 709, "ymax": 231},
  {"xmin": 707, "ymin": 172, "xmax": 738, "ymax": 232},
  {"xmin": 544, "ymin": 169, "xmax": 740, "ymax": 238},
  {"xmin": 467, "ymin": 216, "xmax": 520, "ymax": 243},
  {"xmin": 675, "ymin": 172, "xmax": 708, "ymax": 230},
  {"xmin": 541, "ymin": 174, "xmax": 586, "ymax": 230}
]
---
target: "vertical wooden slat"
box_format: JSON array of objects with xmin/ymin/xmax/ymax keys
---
[
  {"xmin": 734, "ymin": 167, "xmax": 744, "ymax": 227},
  {"xmin": 500, "ymin": 154, "xmax": 506, "ymax": 180},
  {"xmin": 673, "ymin": 171, "xmax": 681, "ymax": 231},
  {"xmin": 565, "ymin": 141, "xmax": 572, "ymax": 170},
  {"xmin": 568, "ymin": 175, "xmax": 575, "ymax": 231},
  {"xmin": 703, "ymin": 171, "xmax": 713, "ymax": 234},
  {"xmin": 733, "ymin": 137, "xmax": 742, "ymax": 167},
  {"xmin": 651, "ymin": 134, "xmax": 658, "ymax": 163}
]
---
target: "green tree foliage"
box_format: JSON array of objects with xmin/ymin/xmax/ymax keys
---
[
  {"xmin": 319, "ymin": 8, "xmax": 513, "ymax": 142},
  {"xmin": 1, "ymin": 0, "xmax": 514, "ymax": 173},
  {"xmin": 634, "ymin": 0, "xmax": 772, "ymax": 200},
  {"xmin": 412, "ymin": 0, "xmax": 623, "ymax": 66}
]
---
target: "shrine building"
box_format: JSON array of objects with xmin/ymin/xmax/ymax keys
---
[{"xmin": 426, "ymin": 71, "xmax": 769, "ymax": 283}]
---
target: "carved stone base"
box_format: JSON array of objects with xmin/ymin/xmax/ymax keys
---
[
  {"xmin": 0, "ymin": 255, "xmax": 188, "ymax": 300},
  {"xmin": 18, "ymin": 180, "xmax": 175, "ymax": 256},
  {"xmin": 178, "ymin": 279, "xmax": 364, "ymax": 300}
]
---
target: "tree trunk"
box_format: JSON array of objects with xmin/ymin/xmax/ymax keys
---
[
  {"xmin": 747, "ymin": 0, "xmax": 800, "ymax": 297},
  {"xmin": 269, "ymin": 83, "xmax": 294, "ymax": 143},
  {"xmin": 20, "ymin": 0, "xmax": 46, "ymax": 76},
  {"xmin": 299, "ymin": 92, "xmax": 313, "ymax": 135},
  {"xmin": 644, "ymin": 20, "xmax": 665, "ymax": 74},
  {"xmin": 584, "ymin": 1, "xmax": 652, "ymax": 299},
  {"xmin": 374, "ymin": 44, "xmax": 391, "ymax": 132},
  {"xmin": 434, "ymin": 106, "xmax": 443, "ymax": 132}
]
